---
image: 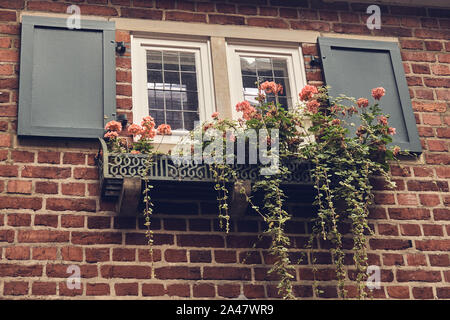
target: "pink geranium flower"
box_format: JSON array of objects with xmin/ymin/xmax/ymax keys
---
[
  {"xmin": 105, "ymin": 120, "xmax": 122, "ymax": 132},
  {"xmin": 372, "ymin": 87, "xmax": 386, "ymax": 100},
  {"xmin": 156, "ymin": 124, "xmax": 172, "ymax": 136},
  {"xmin": 306, "ymin": 100, "xmax": 320, "ymax": 114},
  {"xmin": 357, "ymin": 98, "xmax": 369, "ymax": 108},
  {"xmin": 299, "ymin": 85, "xmax": 318, "ymax": 101}
]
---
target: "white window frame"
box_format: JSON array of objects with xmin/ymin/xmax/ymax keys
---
[
  {"xmin": 131, "ymin": 36, "xmax": 215, "ymax": 144},
  {"xmin": 226, "ymin": 42, "xmax": 307, "ymax": 120}
]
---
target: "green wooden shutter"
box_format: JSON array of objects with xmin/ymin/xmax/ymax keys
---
[
  {"xmin": 18, "ymin": 16, "xmax": 116, "ymax": 138},
  {"xmin": 318, "ymin": 37, "xmax": 422, "ymax": 153}
]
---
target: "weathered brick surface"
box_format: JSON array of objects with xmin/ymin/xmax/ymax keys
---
[{"xmin": 0, "ymin": 0, "xmax": 447, "ymax": 300}]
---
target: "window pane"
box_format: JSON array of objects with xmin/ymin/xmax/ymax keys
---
[
  {"xmin": 240, "ymin": 57, "xmax": 256, "ymax": 76},
  {"xmin": 183, "ymin": 112, "xmax": 199, "ymax": 131},
  {"xmin": 147, "ymin": 50, "xmax": 162, "ymax": 70},
  {"xmin": 163, "ymin": 51, "xmax": 179, "ymax": 71},
  {"xmin": 166, "ymin": 111, "xmax": 183, "ymax": 130},
  {"xmin": 239, "ymin": 56, "xmax": 292, "ymax": 108},
  {"xmin": 180, "ymin": 52, "xmax": 196, "ymax": 72},
  {"xmin": 147, "ymin": 50, "xmax": 200, "ymax": 130},
  {"xmin": 150, "ymin": 109, "xmax": 165, "ymax": 126}
]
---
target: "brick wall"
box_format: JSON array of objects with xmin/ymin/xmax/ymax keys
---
[{"xmin": 0, "ymin": 0, "xmax": 449, "ymax": 299}]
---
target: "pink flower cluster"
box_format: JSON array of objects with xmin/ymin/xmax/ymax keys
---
[
  {"xmin": 357, "ymin": 98, "xmax": 369, "ymax": 108},
  {"xmin": 104, "ymin": 120, "xmax": 122, "ymax": 140},
  {"xmin": 371, "ymin": 87, "xmax": 386, "ymax": 100},
  {"xmin": 156, "ymin": 124, "xmax": 172, "ymax": 135},
  {"xmin": 235, "ymin": 100, "xmax": 257, "ymax": 120},
  {"xmin": 259, "ymin": 81, "xmax": 283, "ymax": 95},
  {"xmin": 299, "ymin": 85, "xmax": 318, "ymax": 101}
]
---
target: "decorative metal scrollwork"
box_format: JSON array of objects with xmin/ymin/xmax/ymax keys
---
[{"xmin": 96, "ymin": 138, "xmax": 312, "ymax": 197}]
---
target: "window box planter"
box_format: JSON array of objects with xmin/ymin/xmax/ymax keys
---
[{"xmin": 96, "ymin": 138, "xmax": 313, "ymax": 215}]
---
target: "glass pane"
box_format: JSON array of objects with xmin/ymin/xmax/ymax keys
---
[
  {"xmin": 181, "ymin": 72, "xmax": 198, "ymax": 92},
  {"xmin": 273, "ymin": 59, "xmax": 289, "ymax": 77},
  {"xmin": 256, "ymin": 58, "xmax": 272, "ymax": 77},
  {"xmin": 169, "ymin": 91, "xmax": 183, "ymax": 110},
  {"xmin": 150, "ymin": 109, "xmax": 165, "ymax": 125},
  {"xmin": 242, "ymin": 75, "xmax": 258, "ymax": 89},
  {"xmin": 240, "ymin": 57, "xmax": 256, "ymax": 76},
  {"xmin": 148, "ymin": 90, "xmax": 165, "ymax": 109},
  {"xmin": 166, "ymin": 111, "xmax": 183, "ymax": 130},
  {"xmin": 185, "ymin": 92, "xmax": 199, "ymax": 111},
  {"xmin": 183, "ymin": 112, "xmax": 199, "ymax": 131},
  {"xmin": 164, "ymin": 71, "xmax": 180, "ymax": 90},
  {"xmin": 147, "ymin": 70, "xmax": 162, "ymax": 90},
  {"xmin": 180, "ymin": 52, "xmax": 196, "ymax": 72},
  {"xmin": 147, "ymin": 50, "xmax": 162, "ymax": 70},
  {"xmin": 163, "ymin": 51, "xmax": 179, "ymax": 71}
]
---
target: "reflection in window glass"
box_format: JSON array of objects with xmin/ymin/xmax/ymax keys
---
[
  {"xmin": 147, "ymin": 50, "xmax": 199, "ymax": 131},
  {"xmin": 239, "ymin": 57, "xmax": 291, "ymax": 108}
]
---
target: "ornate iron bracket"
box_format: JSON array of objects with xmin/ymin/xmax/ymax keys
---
[{"xmin": 96, "ymin": 138, "xmax": 313, "ymax": 215}]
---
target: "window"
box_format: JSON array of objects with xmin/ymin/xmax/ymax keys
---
[
  {"xmin": 132, "ymin": 37, "xmax": 215, "ymax": 141},
  {"xmin": 227, "ymin": 42, "xmax": 307, "ymax": 119}
]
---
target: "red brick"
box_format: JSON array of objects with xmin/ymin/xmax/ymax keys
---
[
  {"xmin": 18, "ymin": 230, "xmax": 69, "ymax": 243},
  {"xmin": 46, "ymin": 198, "xmax": 96, "ymax": 212},
  {"xmin": 3, "ymin": 281, "xmax": 28, "ymax": 295},
  {"xmin": 416, "ymin": 240, "xmax": 450, "ymax": 251},
  {"xmin": 0, "ymin": 196, "xmax": 42, "ymax": 210},
  {"xmin": 63, "ymin": 152, "xmax": 85, "ymax": 165},
  {"xmin": 389, "ymin": 208, "xmax": 430, "ymax": 220},
  {"xmin": 46, "ymin": 264, "xmax": 97, "ymax": 278},
  {"xmin": 73, "ymin": 167, "xmax": 98, "ymax": 180},
  {"xmin": 397, "ymin": 270, "xmax": 441, "ymax": 282},
  {"xmin": 61, "ymin": 183, "xmax": 85, "ymax": 196},
  {"xmin": 208, "ymin": 14, "xmax": 245, "ymax": 25},
  {"xmin": 412, "ymin": 287, "xmax": 434, "ymax": 299},
  {"xmin": 438, "ymin": 53, "xmax": 450, "ymax": 63},
  {"xmin": 437, "ymin": 287, "xmax": 450, "ymax": 299},
  {"xmin": 22, "ymin": 166, "xmax": 71, "ymax": 179},
  {"xmin": 166, "ymin": 11, "xmax": 206, "ymax": 23},
  {"xmin": 59, "ymin": 281, "xmax": 83, "ymax": 296},
  {"xmin": 112, "ymin": 248, "xmax": 135, "ymax": 261},
  {"xmin": 37, "ymin": 151, "xmax": 60, "ymax": 164},
  {"xmin": 61, "ymin": 246, "xmax": 83, "ymax": 262},
  {"xmin": 412, "ymin": 101, "xmax": 447, "ymax": 112},
  {"xmin": 86, "ymin": 283, "xmax": 110, "ymax": 296},
  {"xmin": 218, "ymin": 284, "xmax": 240, "ymax": 298},
  {"xmin": 396, "ymin": 193, "xmax": 418, "ymax": 206},
  {"xmin": 115, "ymin": 30, "xmax": 130, "ymax": 43},
  {"xmin": 115, "ymin": 283, "xmax": 138, "ymax": 296},
  {"xmin": 177, "ymin": 234, "xmax": 224, "ymax": 247},
  {"xmin": 243, "ymin": 284, "xmax": 265, "ymax": 299},
  {"xmin": 247, "ymin": 17, "xmax": 289, "ymax": 28},
  {"xmin": 32, "ymin": 282, "xmax": 57, "ymax": 295},
  {"xmin": 419, "ymin": 194, "xmax": 441, "ymax": 206},
  {"xmin": 291, "ymin": 20, "xmax": 330, "ymax": 31},
  {"xmin": 101, "ymin": 265, "xmax": 151, "ymax": 279},
  {"xmin": 72, "ymin": 232, "xmax": 121, "ymax": 245},
  {"xmin": 155, "ymin": 266, "xmax": 200, "ymax": 280},
  {"xmin": 387, "ymin": 286, "xmax": 410, "ymax": 299},
  {"xmin": 193, "ymin": 283, "xmax": 215, "ymax": 297},
  {"xmin": 378, "ymin": 224, "xmax": 398, "ymax": 236},
  {"xmin": 34, "ymin": 214, "xmax": 58, "ymax": 228},
  {"xmin": 5, "ymin": 246, "xmax": 30, "ymax": 260},
  {"xmin": 0, "ymin": 263, "xmax": 42, "ymax": 277},
  {"xmin": 121, "ymin": 8, "xmax": 162, "ymax": 20},
  {"xmin": 32, "ymin": 247, "xmax": 57, "ymax": 260},
  {"xmin": 203, "ymin": 267, "xmax": 251, "ymax": 280},
  {"xmin": 7, "ymin": 213, "xmax": 31, "ymax": 226},
  {"xmin": 382, "ymin": 253, "xmax": 404, "ymax": 266},
  {"xmin": 424, "ymin": 77, "xmax": 450, "ymax": 88},
  {"xmin": 400, "ymin": 39, "xmax": 423, "ymax": 49},
  {"xmin": 429, "ymin": 254, "xmax": 450, "ymax": 267},
  {"xmin": 34, "ymin": 181, "xmax": 58, "ymax": 194},
  {"xmin": 7, "ymin": 180, "xmax": 32, "ymax": 194},
  {"xmin": 400, "ymin": 224, "xmax": 422, "ymax": 236},
  {"xmin": 166, "ymin": 284, "xmax": 190, "ymax": 297},
  {"xmin": 434, "ymin": 208, "xmax": 450, "ymax": 220},
  {"xmin": 370, "ymin": 239, "xmax": 412, "ymax": 250},
  {"xmin": 85, "ymin": 247, "xmax": 110, "ymax": 263},
  {"xmin": 0, "ymin": 164, "xmax": 17, "ymax": 177},
  {"xmin": 142, "ymin": 283, "xmax": 165, "ymax": 296},
  {"xmin": 164, "ymin": 249, "xmax": 187, "ymax": 262},
  {"xmin": 406, "ymin": 254, "xmax": 427, "ymax": 266}
]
